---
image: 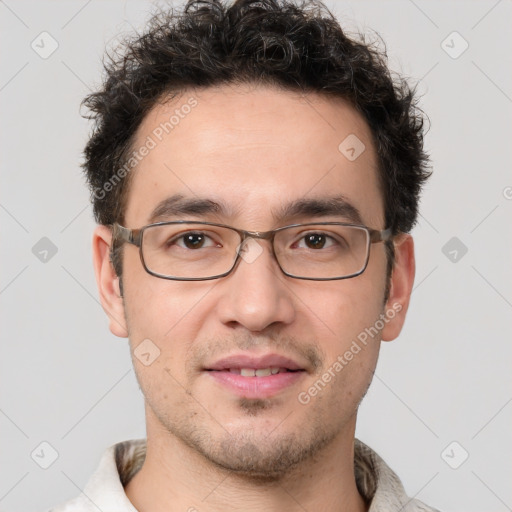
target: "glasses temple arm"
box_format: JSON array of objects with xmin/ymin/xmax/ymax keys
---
[
  {"xmin": 370, "ymin": 227, "xmax": 393, "ymax": 243},
  {"xmin": 112, "ymin": 223, "xmax": 139, "ymax": 245}
]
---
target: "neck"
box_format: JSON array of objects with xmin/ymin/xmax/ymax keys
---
[{"xmin": 125, "ymin": 410, "xmax": 368, "ymax": 512}]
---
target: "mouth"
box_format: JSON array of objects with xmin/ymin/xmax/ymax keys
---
[
  {"xmin": 203, "ymin": 353, "xmax": 307, "ymax": 399},
  {"xmin": 217, "ymin": 367, "xmax": 302, "ymax": 376}
]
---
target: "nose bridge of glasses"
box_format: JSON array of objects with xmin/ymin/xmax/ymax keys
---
[
  {"xmin": 237, "ymin": 229, "xmax": 275, "ymax": 250},
  {"xmin": 235, "ymin": 229, "xmax": 280, "ymax": 268},
  {"xmin": 241, "ymin": 229, "xmax": 275, "ymax": 240}
]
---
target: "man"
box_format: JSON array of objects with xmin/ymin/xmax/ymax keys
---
[{"xmin": 50, "ymin": 0, "xmax": 439, "ymax": 510}]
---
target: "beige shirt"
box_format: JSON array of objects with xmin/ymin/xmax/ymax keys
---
[{"xmin": 49, "ymin": 438, "xmax": 440, "ymax": 511}]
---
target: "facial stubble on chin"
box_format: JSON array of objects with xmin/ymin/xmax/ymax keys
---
[{"xmin": 205, "ymin": 409, "xmax": 339, "ymax": 483}]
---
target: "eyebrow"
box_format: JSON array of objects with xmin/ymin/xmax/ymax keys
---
[
  {"xmin": 273, "ymin": 196, "xmax": 364, "ymax": 225},
  {"xmin": 148, "ymin": 194, "xmax": 226, "ymax": 223},
  {"xmin": 147, "ymin": 194, "xmax": 363, "ymax": 225}
]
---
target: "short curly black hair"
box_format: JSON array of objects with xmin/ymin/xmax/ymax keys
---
[{"xmin": 82, "ymin": 0, "xmax": 430, "ymax": 284}]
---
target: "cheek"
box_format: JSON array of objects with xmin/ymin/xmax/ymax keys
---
[
  {"xmin": 123, "ymin": 259, "xmax": 210, "ymax": 339},
  {"xmin": 125, "ymin": 288, "xmax": 199, "ymax": 408},
  {"xmin": 131, "ymin": 353, "xmax": 196, "ymax": 430},
  {"xmin": 123, "ymin": 274, "xmax": 219, "ymax": 383},
  {"xmin": 312, "ymin": 296, "xmax": 382, "ymax": 410},
  {"xmin": 292, "ymin": 269, "xmax": 386, "ymax": 390},
  {"xmin": 294, "ymin": 271, "xmax": 386, "ymax": 333}
]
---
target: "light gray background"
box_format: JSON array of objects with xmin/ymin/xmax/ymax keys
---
[{"xmin": 1, "ymin": 1, "xmax": 511, "ymax": 511}]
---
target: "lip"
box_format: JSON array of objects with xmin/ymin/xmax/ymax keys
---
[
  {"xmin": 203, "ymin": 352, "xmax": 307, "ymax": 399},
  {"xmin": 204, "ymin": 353, "xmax": 305, "ymax": 372}
]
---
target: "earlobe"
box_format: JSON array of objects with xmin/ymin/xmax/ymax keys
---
[
  {"xmin": 92, "ymin": 225, "xmax": 129, "ymax": 338},
  {"xmin": 381, "ymin": 234, "xmax": 415, "ymax": 342}
]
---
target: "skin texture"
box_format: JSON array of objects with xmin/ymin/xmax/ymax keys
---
[{"xmin": 93, "ymin": 83, "xmax": 415, "ymax": 512}]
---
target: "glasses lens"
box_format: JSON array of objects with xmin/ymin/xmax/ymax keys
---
[
  {"xmin": 139, "ymin": 222, "xmax": 370, "ymax": 280},
  {"xmin": 275, "ymin": 224, "xmax": 370, "ymax": 279},
  {"xmin": 141, "ymin": 223, "xmax": 240, "ymax": 279}
]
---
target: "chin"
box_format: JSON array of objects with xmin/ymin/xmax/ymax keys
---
[{"xmin": 189, "ymin": 422, "xmax": 337, "ymax": 482}]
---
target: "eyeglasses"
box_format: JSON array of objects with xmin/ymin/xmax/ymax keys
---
[{"xmin": 112, "ymin": 221, "xmax": 392, "ymax": 281}]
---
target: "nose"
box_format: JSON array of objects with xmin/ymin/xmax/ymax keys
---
[{"xmin": 216, "ymin": 238, "xmax": 296, "ymax": 332}]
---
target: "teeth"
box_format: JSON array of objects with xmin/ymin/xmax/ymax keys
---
[{"xmin": 237, "ymin": 367, "xmax": 281, "ymax": 377}]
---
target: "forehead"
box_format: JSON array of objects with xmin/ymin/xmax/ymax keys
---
[{"xmin": 124, "ymin": 84, "xmax": 383, "ymax": 228}]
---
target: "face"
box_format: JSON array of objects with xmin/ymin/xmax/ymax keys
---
[{"xmin": 94, "ymin": 83, "xmax": 414, "ymax": 479}]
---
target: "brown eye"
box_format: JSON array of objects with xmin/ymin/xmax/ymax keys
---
[
  {"xmin": 304, "ymin": 233, "xmax": 327, "ymax": 249},
  {"xmin": 170, "ymin": 232, "xmax": 217, "ymax": 250},
  {"xmin": 182, "ymin": 233, "xmax": 206, "ymax": 249}
]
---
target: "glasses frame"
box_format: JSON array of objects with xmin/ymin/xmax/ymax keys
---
[{"xmin": 112, "ymin": 220, "xmax": 393, "ymax": 281}]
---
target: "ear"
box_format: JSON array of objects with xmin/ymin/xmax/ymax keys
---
[
  {"xmin": 92, "ymin": 225, "xmax": 129, "ymax": 338},
  {"xmin": 381, "ymin": 234, "xmax": 415, "ymax": 342}
]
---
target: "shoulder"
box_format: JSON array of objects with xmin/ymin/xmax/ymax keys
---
[
  {"xmin": 45, "ymin": 439, "xmax": 146, "ymax": 512},
  {"xmin": 354, "ymin": 438, "xmax": 442, "ymax": 512}
]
